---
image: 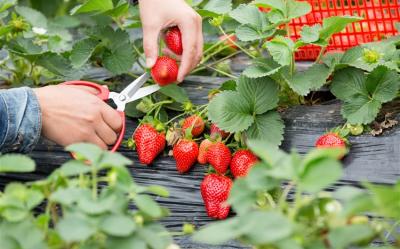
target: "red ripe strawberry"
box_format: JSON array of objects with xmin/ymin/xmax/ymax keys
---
[
  {"xmin": 218, "ymin": 34, "xmax": 237, "ymax": 50},
  {"xmin": 173, "ymin": 139, "xmax": 199, "ymax": 173},
  {"xmin": 182, "ymin": 115, "xmax": 205, "ymax": 137},
  {"xmin": 201, "ymin": 174, "xmax": 232, "ymax": 219},
  {"xmin": 151, "ymin": 56, "xmax": 178, "ymax": 86},
  {"xmin": 210, "ymin": 123, "xmax": 229, "ymax": 139},
  {"xmin": 164, "ymin": 26, "xmax": 183, "ymax": 55},
  {"xmin": 198, "ymin": 139, "xmax": 213, "ymax": 164},
  {"xmin": 206, "ymin": 142, "xmax": 231, "ymax": 174},
  {"xmin": 315, "ymin": 132, "xmax": 347, "ymax": 158},
  {"xmin": 230, "ymin": 150, "xmax": 258, "ymax": 178},
  {"xmin": 134, "ymin": 124, "xmax": 166, "ymax": 165}
]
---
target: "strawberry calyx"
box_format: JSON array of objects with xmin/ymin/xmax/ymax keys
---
[{"xmin": 141, "ymin": 116, "xmax": 166, "ymax": 133}]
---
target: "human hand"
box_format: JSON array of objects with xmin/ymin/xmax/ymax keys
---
[
  {"xmin": 139, "ymin": 0, "xmax": 203, "ymax": 82},
  {"xmin": 34, "ymin": 85, "xmax": 122, "ymax": 149}
]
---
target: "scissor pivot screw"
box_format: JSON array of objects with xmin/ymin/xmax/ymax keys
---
[{"xmin": 119, "ymin": 95, "xmax": 127, "ymax": 101}]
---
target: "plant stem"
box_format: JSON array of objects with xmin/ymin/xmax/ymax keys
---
[
  {"xmin": 316, "ymin": 46, "xmax": 327, "ymax": 63},
  {"xmin": 264, "ymin": 192, "xmax": 277, "ymax": 208},
  {"xmin": 278, "ymin": 182, "xmax": 293, "ymax": 208},
  {"xmin": 91, "ymin": 164, "xmax": 98, "ymax": 200},
  {"xmin": 217, "ymin": 26, "xmax": 256, "ymax": 59},
  {"xmin": 204, "ymin": 64, "xmax": 238, "ymax": 79},
  {"xmin": 192, "ymin": 51, "xmax": 241, "ymax": 74}
]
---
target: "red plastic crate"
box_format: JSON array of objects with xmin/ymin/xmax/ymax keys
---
[{"xmin": 291, "ymin": 0, "xmax": 400, "ymax": 60}]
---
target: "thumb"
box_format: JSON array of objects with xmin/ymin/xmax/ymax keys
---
[{"xmin": 143, "ymin": 27, "xmax": 161, "ymax": 68}]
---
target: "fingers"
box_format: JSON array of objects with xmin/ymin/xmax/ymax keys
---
[
  {"xmin": 142, "ymin": 24, "xmax": 161, "ymax": 68},
  {"xmin": 177, "ymin": 12, "xmax": 202, "ymax": 82},
  {"xmin": 101, "ymin": 105, "xmax": 123, "ymax": 132},
  {"xmin": 95, "ymin": 121, "xmax": 118, "ymax": 146},
  {"xmin": 88, "ymin": 134, "xmax": 108, "ymax": 150}
]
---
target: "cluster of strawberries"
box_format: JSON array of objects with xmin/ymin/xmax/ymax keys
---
[
  {"xmin": 133, "ymin": 114, "xmax": 259, "ymax": 220},
  {"xmin": 138, "ymin": 26, "xmax": 348, "ymax": 220}
]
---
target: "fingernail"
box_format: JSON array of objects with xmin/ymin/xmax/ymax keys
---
[{"xmin": 146, "ymin": 58, "xmax": 155, "ymax": 68}]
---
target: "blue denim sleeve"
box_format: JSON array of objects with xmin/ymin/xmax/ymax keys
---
[{"xmin": 0, "ymin": 87, "xmax": 42, "ymax": 153}]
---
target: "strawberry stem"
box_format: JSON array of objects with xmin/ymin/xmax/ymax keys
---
[{"xmin": 217, "ymin": 25, "xmax": 257, "ymax": 59}]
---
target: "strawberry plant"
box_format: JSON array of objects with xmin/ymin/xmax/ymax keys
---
[
  {"xmin": 0, "ymin": 143, "xmax": 174, "ymax": 248},
  {"xmin": 193, "ymin": 141, "xmax": 400, "ymax": 248}
]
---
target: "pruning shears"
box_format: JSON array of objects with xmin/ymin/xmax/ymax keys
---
[{"xmin": 62, "ymin": 73, "xmax": 160, "ymax": 152}]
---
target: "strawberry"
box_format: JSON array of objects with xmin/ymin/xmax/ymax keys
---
[
  {"xmin": 201, "ymin": 174, "xmax": 232, "ymax": 219},
  {"xmin": 315, "ymin": 132, "xmax": 347, "ymax": 158},
  {"xmin": 206, "ymin": 142, "xmax": 231, "ymax": 174},
  {"xmin": 151, "ymin": 56, "xmax": 178, "ymax": 86},
  {"xmin": 182, "ymin": 115, "xmax": 205, "ymax": 137},
  {"xmin": 164, "ymin": 26, "xmax": 183, "ymax": 55},
  {"xmin": 198, "ymin": 139, "xmax": 213, "ymax": 164},
  {"xmin": 230, "ymin": 149, "xmax": 258, "ymax": 178},
  {"xmin": 134, "ymin": 124, "xmax": 166, "ymax": 165},
  {"xmin": 173, "ymin": 139, "xmax": 199, "ymax": 173},
  {"xmin": 210, "ymin": 123, "xmax": 229, "ymax": 139},
  {"xmin": 218, "ymin": 34, "xmax": 237, "ymax": 50}
]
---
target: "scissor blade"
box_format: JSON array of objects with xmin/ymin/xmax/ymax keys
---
[
  {"xmin": 127, "ymin": 85, "xmax": 161, "ymax": 103},
  {"xmin": 120, "ymin": 73, "xmax": 150, "ymax": 100}
]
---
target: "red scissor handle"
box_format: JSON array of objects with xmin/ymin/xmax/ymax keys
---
[
  {"xmin": 62, "ymin": 81, "xmax": 110, "ymax": 100},
  {"xmin": 61, "ymin": 81, "xmax": 126, "ymax": 154}
]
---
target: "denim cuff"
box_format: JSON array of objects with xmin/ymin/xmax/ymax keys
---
[{"xmin": 0, "ymin": 87, "xmax": 42, "ymax": 153}]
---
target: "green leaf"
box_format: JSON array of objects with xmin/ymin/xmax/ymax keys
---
[
  {"xmin": 103, "ymin": 42, "xmax": 136, "ymax": 75},
  {"xmin": 0, "ymin": 220, "xmax": 47, "ymax": 249},
  {"xmin": 0, "ymin": 154, "xmax": 35, "ymax": 173},
  {"xmin": 137, "ymin": 223, "xmax": 172, "ymax": 249},
  {"xmin": 241, "ymin": 211, "xmax": 293, "ymax": 244},
  {"xmin": 366, "ymin": 66, "xmax": 400, "ymax": 102},
  {"xmin": 341, "ymin": 95, "xmax": 382, "ymax": 124},
  {"xmin": 219, "ymin": 80, "xmax": 237, "ymax": 91},
  {"xmin": 50, "ymin": 187, "xmax": 91, "ymax": 206},
  {"xmin": 331, "ymin": 68, "xmax": 367, "ymax": 100},
  {"xmin": 237, "ymin": 75, "xmax": 279, "ymax": 114},
  {"xmin": 134, "ymin": 194, "xmax": 163, "ymax": 218},
  {"xmin": 71, "ymin": 0, "xmax": 114, "ymax": 14},
  {"xmin": 7, "ymin": 37, "xmax": 43, "ymax": 60},
  {"xmin": 159, "ymin": 84, "xmax": 189, "ymax": 103},
  {"xmin": 265, "ymin": 36, "xmax": 294, "ymax": 66},
  {"xmin": 299, "ymin": 157, "xmax": 342, "ymax": 193},
  {"xmin": 235, "ymin": 25, "xmax": 274, "ymax": 42},
  {"xmin": 70, "ymin": 38, "xmax": 100, "ymax": 68},
  {"xmin": 36, "ymin": 52, "xmax": 85, "ymax": 79},
  {"xmin": 203, "ymin": 0, "xmax": 232, "ymax": 14},
  {"xmin": 66, "ymin": 143, "xmax": 103, "ymax": 164},
  {"xmin": 58, "ymin": 160, "xmax": 91, "ymax": 176},
  {"xmin": 15, "ymin": 6, "xmax": 47, "ymax": 29},
  {"xmin": 300, "ymin": 24, "xmax": 321, "ymax": 43},
  {"xmin": 286, "ymin": 63, "xmax": 332, "ymax": 96},
  {"xmin": 286, "ymin": 0, "xmax": 311, "ymax": 19},
  {"xmin": 125, "ymin": 100, "xmax": 145, "ymax": 118},
  {"xmin": 230, "ymin": 4, "xmax": 266, "ymax": 29},
  {"xmin": 364, "ymin": 182, "xmax": 400, "ymax": 219},
  {"xmin": 319, "ymin": 16, "xmax": 363, "ymax": 41},
  {"xmin": 106, "ymin": 235, "xmax": 146, "ymax": 249},
  {"xmin": 254, "ymin": 0, "xmax": 311, "ymax": 19},
  {"xmin": 57, "ymin": 214, "xmax": 96, "ymax": 242},
  {"xmin": 99, "ymin": 151, "xmax": 132, "ymax": 168},
  {"xmin": 100, "ymin": 214, "xmax": 136, "ymax": 237},
  {"xmin": 145, "ymin": 186, "xmax": 170, "ymax": 198},
  {"xmin": 246, "ymin": 111, "xmax": 284, "ymax": 146},
  {"xmin": 0, "ymin": 0, "xmax": 16, "ymax": 13},
  {"xmin": 193, "ymin": 218, "xmax": 243, "ymax": 244},
  {"xmin": 243, "ymin": 58, "xmax": 283, "ymax": 78},
  {"xmin": 331, "ymin": 66, "xmax": 400, "ymax": 124},
  {"xmin": 207, "ymin": 91, "xmax": 254, "ymax": 133},
  {"xmin": 328, "ymin": 224, "xmax": 375, "ymax": 249}
]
